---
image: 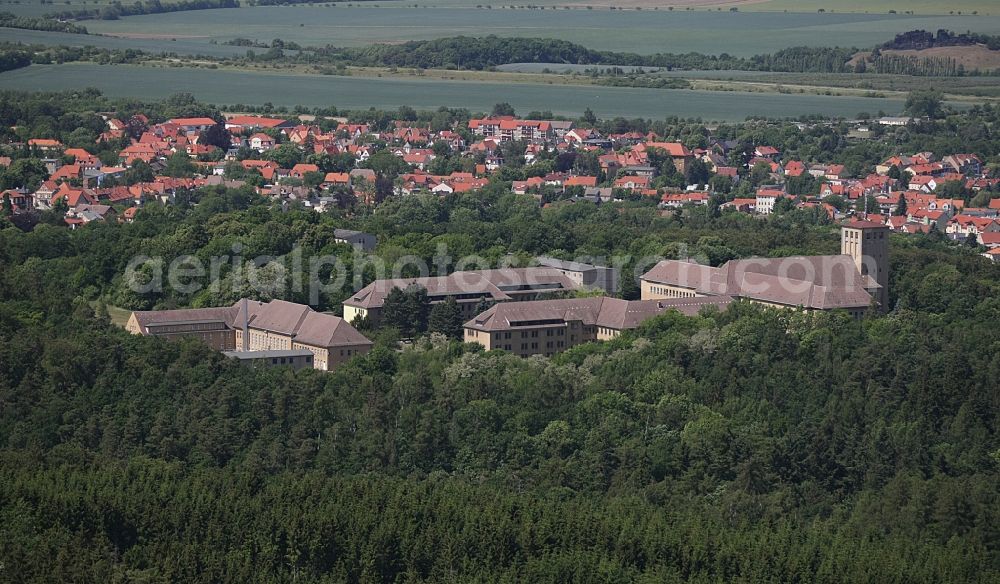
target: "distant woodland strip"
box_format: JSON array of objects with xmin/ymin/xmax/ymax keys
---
[
  {"xmin": 0, "ymin": 11, "xmax": 88, "ymax": 34},
  {"xmin": 282, "ymin": 35, "xmax": 1000, "ymax": 76},
  {"xmin": 882, "ymin": 29, "xmax": 1000, "ymax": 51},
  {"xmin": 46, "ymin": 0, "xmax": 240, "ymax": 21}
]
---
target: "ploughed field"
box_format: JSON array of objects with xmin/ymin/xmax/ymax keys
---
[{"xmin": 0, "ymin": 62, "xmax": 910, "ymax": 120}]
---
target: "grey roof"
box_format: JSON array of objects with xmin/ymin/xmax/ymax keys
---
[
  {"xmin": 131, "ymin": 306, "xmax": 237, "ymax": 334},
  {"xmin": 642, "ymin": 255, "xmax": 874, "ymax": 310},
  {"xmin": 536, "ymin": 256, "xmax": 609, "ymax": 273},
  {"xmin": 464, "ymin": 295, "xmax": 733, "ymax": 332},
  {"xmin": 133, "ymin": 299, "xmax": 372, "ymax": 348},
  {"xmin": 76, "ymin": 204, "xmax": 113, "ymax": 215},
  {"xmin": 345, "ymin": 267, "xmax": 580, "ymax": 310}
]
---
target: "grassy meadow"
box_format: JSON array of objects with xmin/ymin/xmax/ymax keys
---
[{"xmin": 0, "ymin": 62, "xmax": 911, "ymax": 120}]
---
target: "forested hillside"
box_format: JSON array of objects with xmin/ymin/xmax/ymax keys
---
[
  {"xmin": 0, "ymin": 90, "xmax": 998, "ymax": 581},
  {"xmin": 1, "ymin": 186, "xmax": 999, "ymax": 581}
]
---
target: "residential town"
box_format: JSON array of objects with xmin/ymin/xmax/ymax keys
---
[{"xmin": 4, "ymin": 112, "xmax": 998, "ymax": 262}]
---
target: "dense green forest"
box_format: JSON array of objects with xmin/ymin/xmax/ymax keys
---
[
  {"xmin": 1, "ymin": 187, "xmax": 999, "ymax": 581},
  {"xmin": 293, "ymin": 36, "xmax": 861, "ymax": 74},
  {"xmin": 882, "ymin": 29, "xmax": 1000, "ymax": 51},
  {"xmin": 0, "ymin": 90, "xmax": 998, "ymax": 581},
  {"xmin": 0, "ymin": 46, "xmax": 30, "ymax": 73}
]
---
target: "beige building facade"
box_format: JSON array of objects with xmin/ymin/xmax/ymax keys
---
[{"xmin": 464, "ymin": 295, "xmax": 733, "ymax": 357}]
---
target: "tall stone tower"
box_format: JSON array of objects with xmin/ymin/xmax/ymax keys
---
[{"xmin": 842, "ymin": 220, "xmax": 889, "ymax": 311}]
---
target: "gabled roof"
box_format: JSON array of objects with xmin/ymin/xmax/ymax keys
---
[
  {"xmin": 225, "ymin": 115, "xmax": 289, "ymax": 128},
  {"xmin": 642, "ymin": 255, "xmax": 875, "ymax": 310},
  {"xmin": 290, "ymin": 163, "xmax": 319, "ymax": 175},
  {"xmin": 565, "ymin": 176, "xmax": 597, "ymax": 187},
  {"xmin": 345, "ymin": 268, "xmax": 579, "ymax": 310},
  {"xmin": 645, "ymin": 142, "xmax": 692, "ymax": 157},
  {"xmin": 324, "ymin": 172, "xmax": 351, "ymax": 183},
  {"xmin": 169, "ymin": 117, "xmax": 217, "ymax": 127},
  {"xmin": 131, "ymin": 305, "xmax": 237, "ymax": 334},
  {"xmin": 28, "ymin": 138, "xmax": 62, "ymax": 148},
  {"xmin": 979, "ymin": 232, "xmax": 1000, "ymax": 245},
  {"xmin": 464, "ymin": 295, "xmax": 733, "ymax": 332},
  {"xmin": 134, "ymin": 299, "xmax": 372, "ymax": 349}
]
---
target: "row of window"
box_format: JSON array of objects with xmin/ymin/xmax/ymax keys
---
[
  {"xmin": 270, "ymin": 356, "xmax": 312, "ymax": 365},
  {"xmin": 649, "ymin": 285, "xmax": 696, "ymax": 298},
  {"xmin": 846, "ymin": 230, "xmax": 885, "ymax": 240},
  {"xmin": 494, "ymin": 326, "xmax": 570, "ymax": 342},
  {"xmin": 499, "ymin": 339, "xmax": 568, "ymax": 352}
]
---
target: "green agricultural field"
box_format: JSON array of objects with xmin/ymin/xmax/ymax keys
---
[
  {"xmin": 497, "ymin": 65, "xmax": 1000, "ymax": 97},
  {"xmin": 3, "ymin": 0, "xmax": 998, "ymax": 16},
  {"xmin": 0, "ymin": 27, "xmax": 251, "ymax": 57},
  {"xmin": 747, "ymin": 0, "xmax": 997, "ymax": 15},
  {"xmin": 0, "ymin": 62, "xmax": 912, "ymax": 120},
  {"xmin": 76, "ymin": 7, "xmax": 1000, "ymax": 56}
]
